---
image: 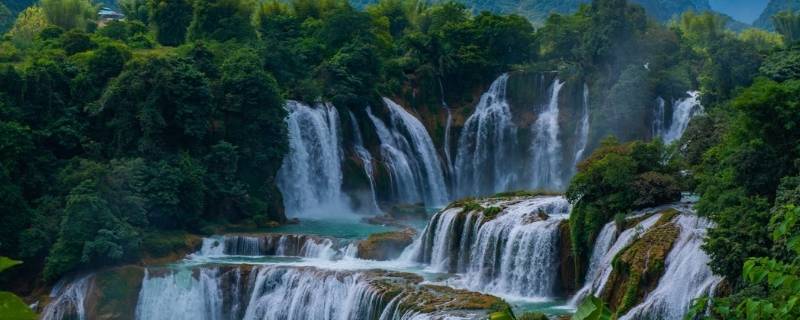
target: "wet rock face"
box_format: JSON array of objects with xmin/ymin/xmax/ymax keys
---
[
  {"xmin": 600, "ymin": 214, "xmax": 680, "ymax": 315},
  {"xmin": 357, "ymin": 229, "xmax": 416, "ymax": 261},
  {"xmin": 85, "ymin": 266, "xmax": 145, "ymax": 320},
  {"xmin": 557, "ymin": 219, "xmax": 577, "ymax": 295}
]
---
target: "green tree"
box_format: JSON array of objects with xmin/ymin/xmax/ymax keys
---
[
  {"xmin": 119, "ymin": 0, "xmax": 149, "ymax": 23},
  {"xmin": 773, "ymin": 10, "xmax": 800, "ymax": 44},
  {"xmin": 148, "ymin": 0, "xmax": 192, "ymax": 46},
  {"xmin": 567, "ymin": 138, "xmax": 681, "ymax": 283},
  {"xmin": 7, "ymin": 6, "xmax": 49, "ymax": 48},
  {"xmin": 187, "ymin": 0, "xmax": 257, "ymax": 42},
  {"xmin": 40, "ymin": 0, "xmax": 96, "ymax": 31},
  {"xmin": 95, "ymin": 56, "xmax": 213, "ymax": 156}
]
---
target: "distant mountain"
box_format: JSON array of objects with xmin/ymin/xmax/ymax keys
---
[
  {"xmin": 709, "ymin": 0, "xmax": 768, "ymax": 24},
  {"xmin": 754, "ymin": 0, "xmax": 800, "ymax": 30},
  {"xmin": 0, "ymin": 0, "xmax": 35, "ymax": 14},
  {"xmin": 351, "ymin": 0, "xmax": 712, "ymax": 23}
]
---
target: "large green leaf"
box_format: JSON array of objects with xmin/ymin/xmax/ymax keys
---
[
  {"xmin": 0, "ymin": 291, "xmax": 37, "ymax": 320},
  {"xmin": 573, "ymin": 297, "xmax": 612, "ymax": 320},
  {"xmin": 0, "ymin": 257, "xmax": 22, "ymax": 273}
]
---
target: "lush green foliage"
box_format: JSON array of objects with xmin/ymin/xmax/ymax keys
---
[
  {"xmin": 0, "ymin": 257, "xmax": 36, "ymax": 319},
  {"xmin": 567, "ymin": 138, "xmax": 681, "ymax": 282}
]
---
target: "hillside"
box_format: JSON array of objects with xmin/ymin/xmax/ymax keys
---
[
  {"xmin": 351, "ymin": 0, "xmax": 711, "ymax": 22},
  {"xmin": 754, "ymin": 0, "xmax": 800, "ymax": 30}
]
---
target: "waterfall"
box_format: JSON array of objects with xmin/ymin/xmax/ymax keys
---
[
  {"xmin": 653, "ymin": 97, "xmax": 666, "ymax": 138},
  {"xmin": 135, "ymin": 265, "xmax": 479, "ymax": 320},
  {"xmin": 569, "ymin": 213, "xmax": 664, "ymax": 306},
  {"xmin": 384, "ymin": 98, "xmax": 448, "ymax": 206},
  {"xmin": 277, "ymin": 101, "xmax": 349, "ymax": 217},
  {"xmin": 41, "ymin": 275, "xmax": 92, "ymax": 320},
  {"xmin": 573, "ymin": 83, "xmax": 590, "ymax": 168},
  {"xmin": 620, "ymin": 215, "xmax": 722, "ymax": 320},
  {"xmin": 349, "ymin": 111, "xmax": 381, "ymax": 213},
  {"xmin": 443, "ymin": 109, "xmax": 454, "ymax": 178},
  {"xmin": 530, "ymin": 79, "xmax": 565, "ymax": 190},
  {"xmin": 662, "ymin": 91, "xmax": 703, "ymax": 144},
  {"xmin": 192, "ymin": 235, "xmax": 353, "ymax": 260},
  {"xmin": 243, "ymin": 267, "xmax": 388, "ymax": 320},
  {"xmin": 453, "ymin": 74, "xmax": 520, "ymax": 197},
  {"xmin": 404, "ymin": 196, "xmax": 570, "ymax": 298},
  {"xmin": 367, "ymin": 99, "xmax": 448, "ymax": 207},
  {"xmin": 135, "ymin": 268, "xmax": 226, "ymax": 320}
]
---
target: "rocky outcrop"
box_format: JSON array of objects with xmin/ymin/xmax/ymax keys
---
[
  {"xmin": 599, "ymin": 213, "xmax": 680, "ymax": 315},
  {"xmin": 558, "ymin": 219, "xmax": 577, "ymax": 295},
  {"xmin": 357, "ymin": 229, "xmax": 416, "ymax": 261},
  {"xmin": 85, "ymin": 266, "xmax": 145, "ymax": 320}
]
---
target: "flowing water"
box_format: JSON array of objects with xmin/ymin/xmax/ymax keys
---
[
  {"xmin": 659, "ymin": 91, "xmax": 704, "ymax": 144},
  {"xmin": 41, "ymin": 275, "xmax": 92, "ymax": 320},
  {"xmin": 453, "ymin": 74, "xmax": 520, "ymax": 197},
  {"xmin": 402, "ymin": 196, "xmax": 570, "ymax": 299},
  {"xmin": 367, "ymin": 99, "xmax": 448, "ymax": 207},
  {"xmin": 573, "ymin": 84, "xmax": 590, "ymax": 169},
  {"xmin": 349, "ymin": 111, "xmax": 381, "ymax": 213},
  {"xmin": 620, "ymin": 215, "xmax": 722, "ymax": 320},
  {"xmin": 569, "ymin": 213, "xmax": 665, "ymax": 305},
  {"xmin": 277, "ymin": 101, "xmax": 349, "ymax": 218},
  {"xmin": 531, "ymin": 80, "xmax": 566, "ymax": 190}
]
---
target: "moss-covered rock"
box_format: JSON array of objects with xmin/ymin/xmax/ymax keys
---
[
  {"xmin": 85, "ymin": 266, "xmax": 145, "ymax": 320},
  {"xmin": 357, "ymin": 229, "xmax": 416, "ymax": 260},
  {"xmin": 139, "ymin": 231, "xmax": 202, "ymax": 265},
  {"xmin": 600, "ymin": 217, "xmax": 680, "ymax": 315},
  {"xmin": 558, "ymin": 219, "xmax": 577, "ymax": 295}
]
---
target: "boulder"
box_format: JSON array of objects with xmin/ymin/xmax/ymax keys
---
[{"xmin": 357, "ymin": 228, "xmax": 416, "ymax": 260}]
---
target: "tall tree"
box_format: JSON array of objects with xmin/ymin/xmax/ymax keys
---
[
  {"xmin": 39, "ymin": 0, "xmax": 96, "ymax": 31},
  {"xmin": 148, "ymin": 0, "xmax": 192, "ymax": 46},
  {"xmin": 187, "ymin": 0, "xmax": 257, "ymax": 42}
]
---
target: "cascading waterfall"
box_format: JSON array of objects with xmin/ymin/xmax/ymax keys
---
[
  {"xmin": 193, "ymin": 235, "xmax": 354, "ymax": 260},
  {"xmin": 530, "ymin": 79, "xmax": 565, "ymax": 190},
  {"xmin": 41, "ymin": 275, "xmax": 92, "ymax": 320},
  {"xmin": 349, "ymin": 111, "xmax": 381, "ymax": 213},
  {"xmin": 403, "ymin": 196, "xmax": 570, "ymax": 298},
  {"xmin": 135, "ymin": 268, "xmax": 227, "ymax": 320},
  {"xmin": 367, "ymin": 99, "xmax": 448, "ymax": 206},
  {"xmin": 277, "ymin": 101, "xmax": 349, "ymax": 217},
  {"xmin": 569, "ymin": 213, "xmax": 665, "ymax": 306},
  {"xmin": 135, "ymin": 265, "xmax": 465, "ymax": 320},
  {"xmin": 620, "ymin": 215, "xmax": 722, "ymax": 320},
  {"xmin": 652, "ymin": 97, "xmax": 666, "ymax": 138},
  {"xmin": 573, "ymin": 84, "xmax": 590, "ymax": 169},
  {"xmin": 453, "ymin": 74, "xmax": 520, "ymax": 197},
  {"xmin": 661, "ymin": 91, "xmax": 703, "ymax": 143},
  {"xmin": 384, "ymin": 98, "xmax": 448, "ymax": 206}
]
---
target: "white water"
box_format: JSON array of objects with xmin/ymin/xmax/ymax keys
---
[
  {"xmin": 193, "ymin": 235, "xmax": 353, "ymax": 261},
  {"xmin": 243, "ymin": 267, "xmax": 384, "ymax": 320},
  {"xmin": 453, "ymin": 74, "xmax": 520, "ymax": 197},
  {"xmin": 41, "ymin": 275, "xmax": 92, "ymax": 320},
  {"xmin": 569, "ymin": 213, "xmax": 664, "ymax": 306},
  {"xmin": 660, "ymin": 91, "xmax": 704, "ymax": 144},
  {"xmin": 277, "ymin": 101, "xmax": 349, "ymax": 217},
  {"xmin": 384, "ymin": 98, "xmax": 448, "ymax": 206},
  {"xmin": 620, "ymin": 215, "xmax": 722, "ymax": 320},
  {"xmin": 367, "ymin": 99, "xmax": 448, "ymax": 206},
  {"xmin": 653, "ymin": 97, "xmax": 666, "ymax": 138},
  {"xmin": 403, "ymin": 196, "xmax": 570, "ymax": 299},
  {"xmin": 531, "ymin": 79, "xmax": 565, "ymax": 190},
  {"xmin": 135, "ymin": 268, "xmax": 226, "ymax": 320},
  {"xmin": 349, "ymin": 111, "xmax": 381, "ymax": 213},
  {"xmin": 573, "ymin": 83, "xmax": 590, "ymax": 168}
]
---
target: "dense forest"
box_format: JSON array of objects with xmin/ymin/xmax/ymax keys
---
[{"xmin": 1, "ymin": 0, "xmax": 800, "ymax": 319}]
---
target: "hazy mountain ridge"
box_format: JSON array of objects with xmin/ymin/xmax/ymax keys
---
[{"xmin": 754, "ymin": 0, "xmax": 800, "ymax": 30}]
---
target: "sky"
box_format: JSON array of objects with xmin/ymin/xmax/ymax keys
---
[{"xmin": 709, "ymin": 0, "xmax": 770, "ymax": 24}]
